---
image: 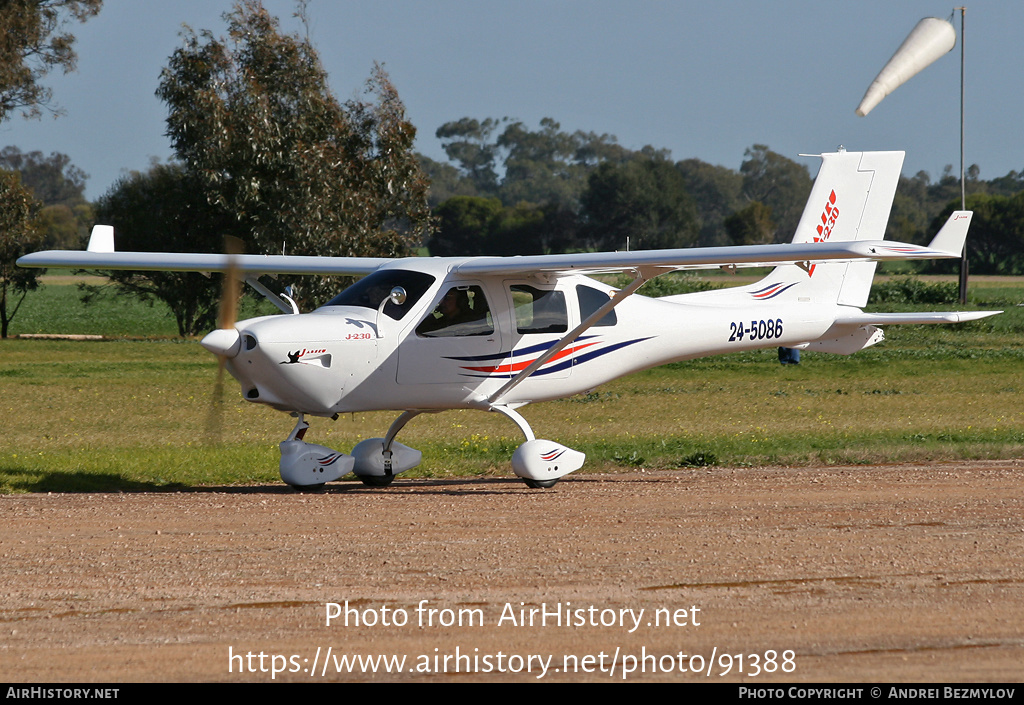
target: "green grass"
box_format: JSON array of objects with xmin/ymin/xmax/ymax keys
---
[
  {"xmin": 10, "ymin": 276, "xmax": 278, "ymax": 338},
  {"xmin": 12, "ymin": 279, "xmax": 181, "ymax": 337},
  {"xmin": 1, "ymin": 276, "xmax": 1022, "ymax": 492}
]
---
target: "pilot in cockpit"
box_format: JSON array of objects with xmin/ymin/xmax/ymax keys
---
[{"xmin": 417, "ymin": 287, "xmax": 492, "ymax": 337}]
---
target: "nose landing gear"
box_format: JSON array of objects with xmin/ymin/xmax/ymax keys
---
[
  {"xmin": 279, "ymin": 414, "xmax": 353, "ymax": 490},
  {"xmin": 278, "ymin": 412, "xmax": 423, "ymax": 489}
]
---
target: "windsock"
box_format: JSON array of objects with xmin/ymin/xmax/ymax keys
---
[{"xmin": 856, "ymin": 17, "xmax": 956, "ymax": 117}]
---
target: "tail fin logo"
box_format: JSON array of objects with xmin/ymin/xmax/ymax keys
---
[
  {"xmin": 815, "ymin": 190, "xmax": 839, "ymax": 243},
  {"xmin": 807, "ymin": 189, "xmax": 839, "ymax": 277}
]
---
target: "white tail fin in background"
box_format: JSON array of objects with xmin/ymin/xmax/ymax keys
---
[{"xmin": 765, "ymin": 149, "xmax": 904, "ymax": 307}]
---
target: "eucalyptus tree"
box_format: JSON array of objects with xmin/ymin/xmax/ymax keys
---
[
  {"xmin": 156, "ymin": 0, "xmax": 433, "ymax": 308},
  {"xmin": 0, "ymin": 171, "xmax": 42, "ymax": 338},
  {"xmin": 91, "ymin": 162, "xmax": 230, "ymax": 337},
  {"xmin": 0, "ymin": 0, "xmax": 102, "ymax": 120},
  {"xmin": 0, "ymin": 0, "xmax": 101, "ymax": 336}
]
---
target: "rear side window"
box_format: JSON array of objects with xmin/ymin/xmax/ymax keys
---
[
  {"xmin": 576, "ymin": 285, "xmax": 617, "ymax": 327},
  {"xmin": 510, "ymin": 285, "xmax": 567, "ymax": 334}
]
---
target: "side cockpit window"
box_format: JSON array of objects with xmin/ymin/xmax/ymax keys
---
[
  {"xmin": 320, "ymin": 270, "xmax": 435, "ymax": 320},
  {"xmin": 417, "ymin": 285, "xmax": 494, "ymax": 337},
  {"xmin": 511, "ymin": 285, "xmax": 567, "ymax": 334}
]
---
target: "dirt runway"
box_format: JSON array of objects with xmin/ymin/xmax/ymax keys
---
[{"xmin": 2, "ymin": 461, "xmax": 1023, "ymax": 682}]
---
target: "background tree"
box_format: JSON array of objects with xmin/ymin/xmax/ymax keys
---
[
  {"xmin": 579, "ymin": 156, "xmax": 698, "ymax": 251},
  {"xmin": 0, "ymin": 0, "xmax": 102, "ymax": 120},
  {"xmin": 496, "ymin": 118, "xmax": 633, "ymax": 209},
  {"xmin": 0, "ymin": 146, "xmax": 92, "ymax": 248},
  {"xmin": 926, "ymin": 192, "xmax": 1024, "ymax": 275},
  {"xmin": 888, "ymin": 170, "xmax": 933, "ymax": 244},
  {"xmin": 0, "ymin": 170, "xmax": 42, "ymax": 338},
  {"xmin": 739, "ymin": 144, "xmax": 811, "ymax": 242},
  {"xmin": 156, "ymin": 0, "xmax": 433, "ymax": 309},
  {"xmin": 435, "ymin": 116, "xmax": 636, "ymax": 211},
  {"xmin": 90, "ymin": 162, "xmax": 231, "ymax": 337},
  {"xmin": 724, "ymin": 201, "xmax": 775, "ymax": 246},
  {"xmin": 431, "ymin": 116, "xmax": 674, "ymax": 255},
  {"xmin": 430, "ymin": 196, "xmax": 505, "ymax": 256},
  {"xmin": 0, "ymin": 0, "xmax": 100, "ymax": 337},
  {"xmin": 417, "ymin": 154, "xmax": 479, "ymax": 207},
  {"xmin": 987, "ymin": 168, "xmax": 1024, "ymax": 197},
  {"xmin": 430, "ymin": 196, "xmax": 564, "ymax": 257},
  {"xmin": 676, "ymin": 158, "xmax": 743, "ymax": 246},
  {"xmin": 426, "ymin": 124, "xmax": 1024, "ymax": 263},
  {"xmin": 435, "ymin": 117, "xmax": 504, "ymax": 196}
]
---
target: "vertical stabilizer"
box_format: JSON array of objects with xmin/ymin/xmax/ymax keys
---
[{"xmin": 766, "ymin": 149, "xmax": 904, "ymax": 307}]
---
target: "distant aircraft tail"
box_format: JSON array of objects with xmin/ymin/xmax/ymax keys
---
[{"xmin": 766, "ymin": 149, "xmax": 904, "ymax": 307}]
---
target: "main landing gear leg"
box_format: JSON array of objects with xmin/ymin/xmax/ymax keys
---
[
  {"xmin": 287, "ymin": 413, "xmax": 310, "ymax": 442},
  {"xmin": 490, "ymin": 406, "xmax": 586, "ymax": 489},
  {"xmin": 384, "ymin": 410, "xmax": 422, "ymax": 451}
]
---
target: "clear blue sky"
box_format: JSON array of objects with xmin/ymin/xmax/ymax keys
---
[{"xmin": 1, "ymin": 0, "xmax": 1020, "ymax": 200}]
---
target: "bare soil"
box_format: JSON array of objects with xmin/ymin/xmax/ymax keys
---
[{"xmin": 2, "ymin": 461, "xmax": 1023, "ymax": 683}]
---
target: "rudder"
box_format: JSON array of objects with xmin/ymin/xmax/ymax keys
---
[{"xmin": 768, "ymin": 149, "xmax": 905, "ymax": 306}]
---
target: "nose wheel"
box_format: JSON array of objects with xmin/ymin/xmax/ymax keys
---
[{"xmin": 279, "ymin": 414, "xmax": 354, "ymax": 488}]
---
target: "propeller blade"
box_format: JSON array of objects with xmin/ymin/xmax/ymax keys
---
[
  {"xmin": 218, "ymin": 235, "xmax": 244, "ymax": 330},
  {"xmin": 205, "ymin": 358, "xmax": 227, "ymax": 444},
  {"xmin": 207, "ymin": 235, "xmax": 245, "ymax": 445}
]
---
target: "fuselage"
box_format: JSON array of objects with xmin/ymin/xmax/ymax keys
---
[{"xmin": 220, "ymin": 259, "xmax": 839, "ymax": 417}]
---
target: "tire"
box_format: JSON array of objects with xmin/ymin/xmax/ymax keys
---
[
  {"xmin": 289, "ymin": 483, "xmax": 325, "ymax": 492},
  {"xmin": 358, "ymin": 474, "xmax": 395, "ymax": 487}
]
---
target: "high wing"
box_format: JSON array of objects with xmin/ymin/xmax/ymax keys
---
[
  {"xmin": 17, "ymin": 249, "xmax": 389, "ymax": 277},
  {"xmin": 16, "ymin": 224, "xmax": 388, "ymax": 276},
  {"xmin": 17, "ymin": 226, "xmax": 962, "ymax": 279},
  {"xmin": 453, "ymin": 234, "xmax": 964, "ymax": 278}
]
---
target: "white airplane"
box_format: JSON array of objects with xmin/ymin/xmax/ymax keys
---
[{"xmin": 18, "ymin": 149, "xmax": 999, "ymax": 490}]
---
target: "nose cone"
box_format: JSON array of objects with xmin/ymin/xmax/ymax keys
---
[{"xmin": 200, "ymin": 327, "xmax": 241, "ymax": 358}]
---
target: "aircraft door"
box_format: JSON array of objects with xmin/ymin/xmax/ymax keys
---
[{"xmin": 397, "ymin": 283, "xmax": 503, "ymax": 385}]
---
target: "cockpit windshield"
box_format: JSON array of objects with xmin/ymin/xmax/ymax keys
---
[{"xmin": 320, "ymin": 270, "xmax": 435, "ymax": 320}]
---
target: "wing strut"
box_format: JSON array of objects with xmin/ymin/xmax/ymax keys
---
[
  {"xmin": 244, "ymin": 275, "xmax": 297, "ymax": 314},
  {"xmin": 486, "ymin": 268, "xmax": 653, "ymax": 405}
]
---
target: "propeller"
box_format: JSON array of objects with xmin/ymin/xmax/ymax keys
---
[{"xmin": 203, "ymin": 236, "xmax": 244, "ymax": 443}]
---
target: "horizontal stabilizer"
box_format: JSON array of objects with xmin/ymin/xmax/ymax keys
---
[{"xmin": 834, "ymin": 309, "xmax": 1001, "ymax": 326}]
